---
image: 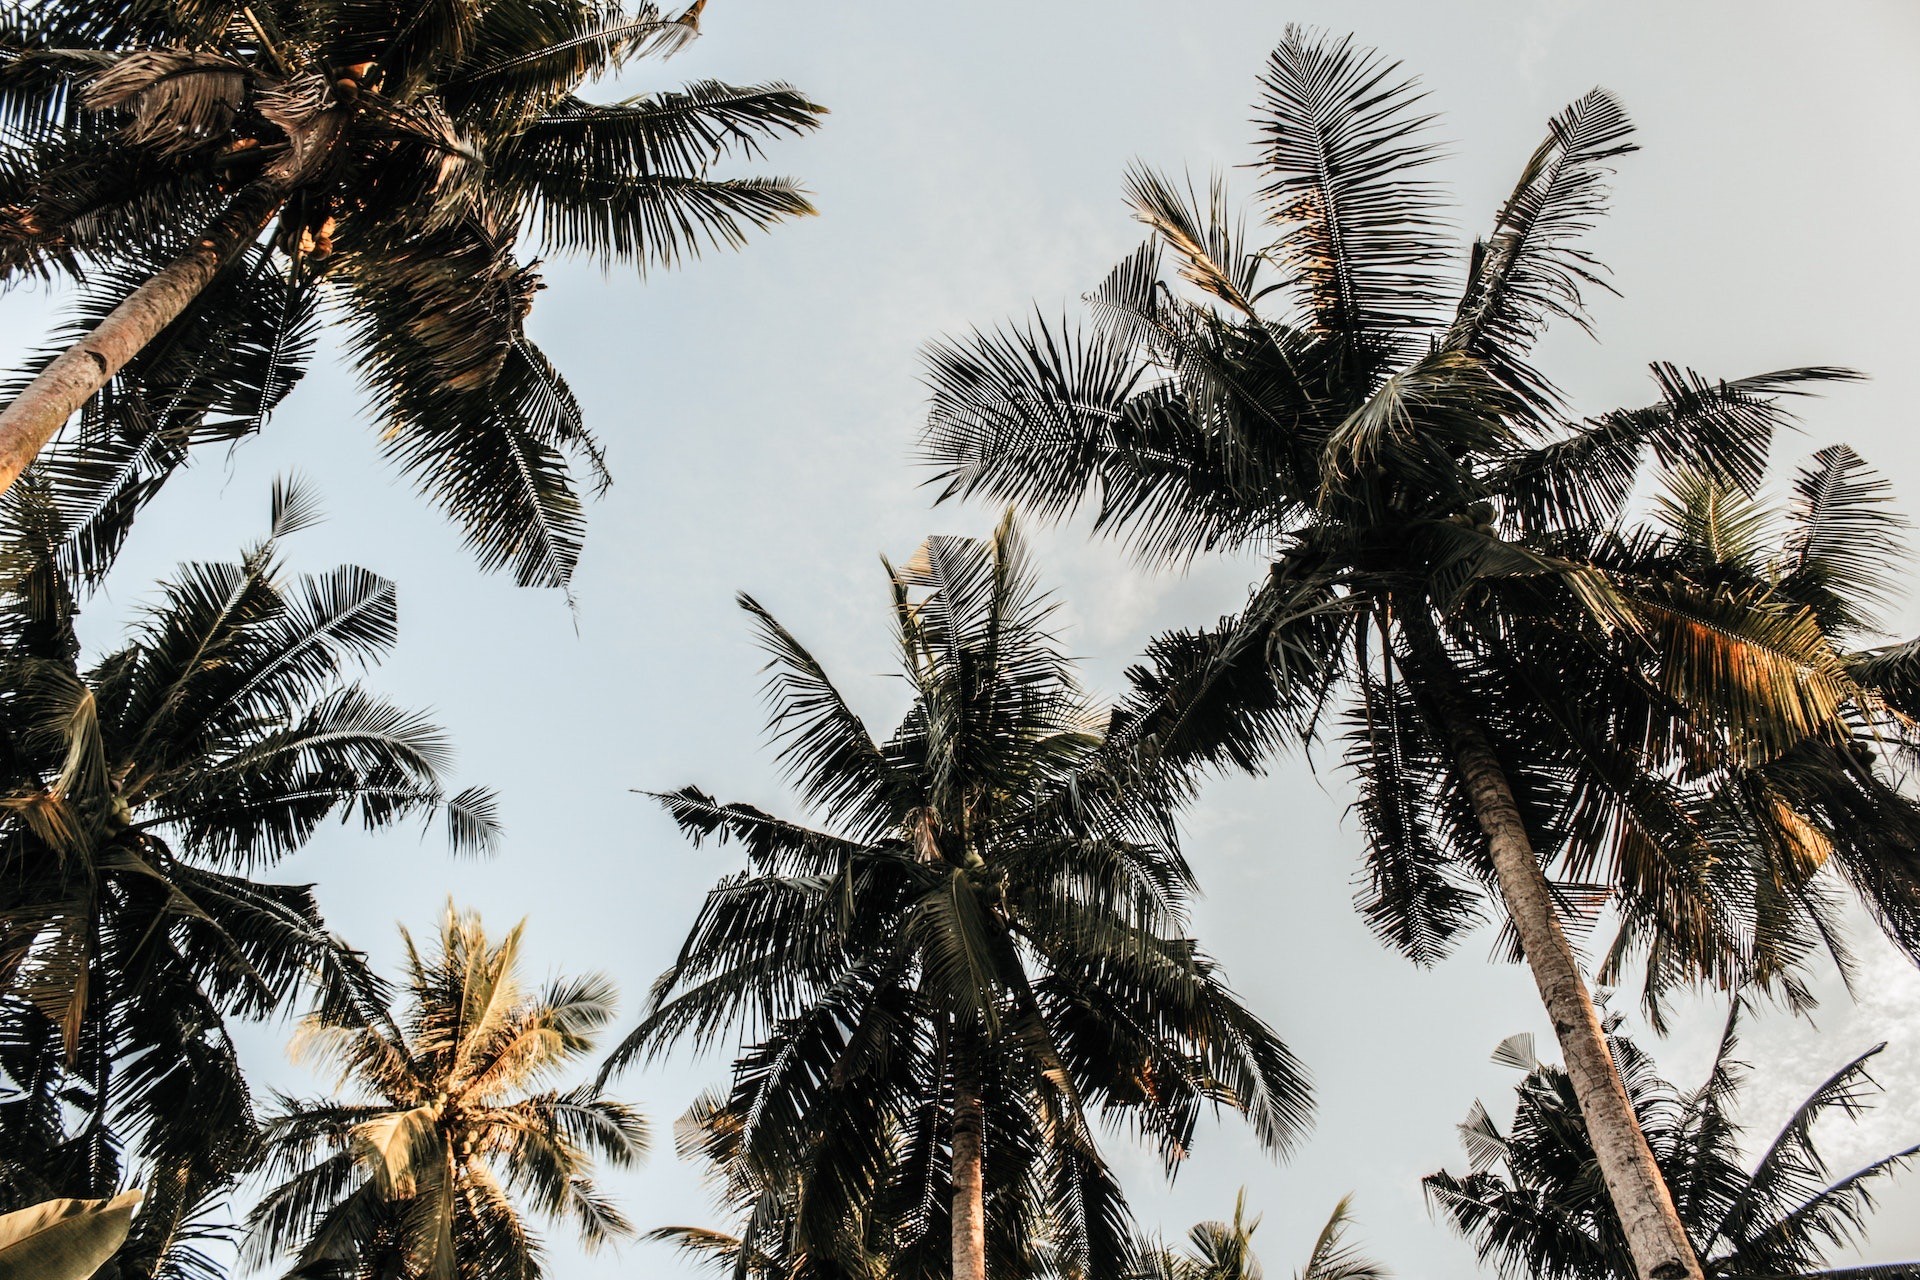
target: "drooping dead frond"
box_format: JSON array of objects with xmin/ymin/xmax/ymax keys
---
[{"xmin": 84, "ymin": 49, "xmax": 250, "ymax": 154}]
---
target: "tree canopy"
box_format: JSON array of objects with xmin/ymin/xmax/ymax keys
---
[{"xmin": 0, "ymin": 0, "xmax": 822, "ymax": 588}]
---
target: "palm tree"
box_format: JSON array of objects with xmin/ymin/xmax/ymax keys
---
[
  {"xmin": 606, "ymin": 516, "xmax": 1311, "ymax": 1280},
  {"xmin": 0, "ymin": 0, "xmax": 822, "ymax": 588},
  {"xmin": 247, "ymin": 903, "xmax": 648, "ymax": 1280},
  {"xmin": 1132, "ymin": 1191, "xmax": 1388, "ymax": 1280},
  {"xmin": 1426, "ymin": 1005, "xmax": 1920, "ymax": 1280},
  {"xmin": 0, "ymin": 476, "xmax": 496, "ymax": 1276},
  {"xmin": 919, "ymin": 28, "xmax": 1920, "ymax": 1280}
]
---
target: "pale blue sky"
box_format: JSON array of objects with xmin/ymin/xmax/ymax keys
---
[{"xmin": 6, "ymin": 1, "xmax": 1920, "ymax": 1275}]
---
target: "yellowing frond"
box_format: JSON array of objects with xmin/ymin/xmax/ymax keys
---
[
  {"xmin": 1770, "ymin": 797, "xmax": 1833, "ymax": 878},
  {"xmin": 1636, "ymin": 583, "xmax": 1858, "ymax": 760}
]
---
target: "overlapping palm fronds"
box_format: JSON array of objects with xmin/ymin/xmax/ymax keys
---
[
  {"xmin": 920, "ymin": 27, "xmax": 1920, "ymax": 1278},
  {"xmin": 247, "ymin": 904, "xmax": 647, "ymax": 1280},
  {"xmin": 1132, "ymin": 1190, "xmax": 1389, "ymax": 1280},
  {"xmin": 0, "ymin": 477, "xmax": 497, "ymax": 1276},
  {"xmin": 0, "ymin": 0, "xmax": 823, "ymax": 588},
  {"xmin": 609, "ymin": 515, "xmax": 1311, "ymax": 1280},
  {"xmin": 1426, "ymin": 1007, "xmax": 1920, "ymax": 1280}
]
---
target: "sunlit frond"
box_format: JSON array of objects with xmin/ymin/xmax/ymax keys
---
[{"xmin": 251, "ymin": 909, "xmax": 640, "ymax": 1277}]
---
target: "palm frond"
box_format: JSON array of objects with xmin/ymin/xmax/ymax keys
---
[
  {"xmin": 1495, "ymin": 366, "xmax": 1858, "ymax": 535},
  {"xmin": 1124, "ymin": 166, "xmax": 1261, "ymax": 315},
  {"xmin": 1778, "ymin": 445, "xmax": 1905, "ymax": 636},
  {"xmin": 922, "ymin": 311, "xmax": 1147, "ymax": 519},
  {"xmin": 1254, "ymin": 26, "xmax": 1448, "ymax": 363},
  {"xmin": 737, "ymin": 593, "xmax": 901, "ymax": 842},
  {"xmin": 1298, "ymin": 1195, "xmax": 1388, "ymax": 1280},
  {"xmin": 1447, "ymin": 88, "xmax": 1636, "ymax": 410}
]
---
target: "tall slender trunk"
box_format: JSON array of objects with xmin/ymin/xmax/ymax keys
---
[
  {"xmin": 1406, "ymin": 622, "xmax": 1703, "ymax": 1280},
  {"xmin": 952, "ymin": 1055, "xmax": 988, "ymax": 1280},
  {"xmin": 0, "ymin": 173, "xmax": 295, "ymax": 495}
]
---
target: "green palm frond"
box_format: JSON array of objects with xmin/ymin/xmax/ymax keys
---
[
  {"xmin": 507, "ymin": 80, "xmax": 822, "ymax": 177},
  {"xmin": 1254, "ymin": 26, "xmax": 1448, "ymax": 363},
  {"xmin": 1779, "ymin": 445, "xmax": 1906, "ymax": 636},
  {"xmin": 1495, "ymin": 366, "xmax": 1856, "ymax": 535},
  {"xmin": 740, "ymin": 594, "xmax": 902, "ymax": 843},
  {"xmin": 922, "ymin": 311, "xmax": 1147, "ymax": 521},
  {"xmin": 1136, "ymin": 1192, "xmax": 1387, "ymax": 1280},
  {"xmin": 1651, "ymin": 469, "xmax": 1778, "ymax": 575},
  {"xmin": 1448, "ymin": 87, "xmax": 1637, "ymax": 410},
  {"xmin": 1297, "ymin": 1195, "xmax": 1387, "ymax": 1280}
]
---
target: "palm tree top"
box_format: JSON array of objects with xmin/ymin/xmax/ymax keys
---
[
  {"xmin": 0, "ymin": 477, "xmax": 500, "ymax": 1275},
  {"xmin": 0, "ymin": 475, "xmax": 498, "ymax": 1052},
  {"xmin": 249, "ymin": 902, "xmax": 648, "ymax": 1279},
  {"xmin": 0, "ymin": 0, "xmax": 825, "ymax": 589},
  {"xmin": 1427, "ymin": 1002, "xmax": 1920, "ymax": 1280},
  {"xmin": 916, "ymin": 24, "xmax": 1920, "ymax": 1006},
  {"xmin": 766, "ymin": 513, "xmax": 1125, "ymax": 849},
  {"xmin": 293, "ymin": 906, "xmax": 615, "ymax": 1108},
  {"xmin": 1134, "ymin": 1192, "xmax": 1389, "ymax": 1280},
  {"xmin": 614, "ymin": 517, "xmax": 1310, "ymax": 1280},
  {"xmin": 920, "ymin": 25, "xmax": 1860, "ymax": 568}
]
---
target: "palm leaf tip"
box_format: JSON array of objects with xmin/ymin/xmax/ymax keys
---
[
  {"xmin": 446, "ymin": 786, "xmax": 502, "ymax": 855},
  {"xmin": 1255, "ymin": 25, "xmax": 1450, "ymax": 344},
  {"xmin": 1447, "ymin": 87, "xmax": 1637, "ymax": 404}
]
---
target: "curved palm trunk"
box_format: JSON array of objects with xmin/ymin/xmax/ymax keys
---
[
  {"xmin": 1416, "ymin": 646, "xmax": 1703, "ymax": 1280},
  {"xmin": 952, "ymin": 1057, "xmax": 988, "ymax": 1280},
  {"xmin": 0, "ymin": 173, "xmax": 297, "ymax": 495}
]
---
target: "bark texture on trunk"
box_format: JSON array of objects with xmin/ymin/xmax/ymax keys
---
[
  {"xmin": 1413, "ymin": 636, "xmax": 1703, "ymax": 1280},
  {"xmin": 0, "ymin": 175, "xmax": 293, "ymax": 496},
  {"xmin": 952, "ymin": 1061, "xmax": 988, "ymax": 1280}
]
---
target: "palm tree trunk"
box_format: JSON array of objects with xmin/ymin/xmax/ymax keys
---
[
  {"xmin": 1406, "ymin": 623, "xmax": 1703, "ymax": 1280},
  {"xmin": 952, "ymin": 1057, "xmax": 988, "ymax": 1280},
  {"xmin": 0, "ymin": 173, "xmax": 296, "ymax": 496},
  {"xmin": 1452, "ymin": 726, "xmax": 1700, "ymax": 1280}
]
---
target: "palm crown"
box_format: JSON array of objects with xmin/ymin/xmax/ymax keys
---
[
  {"xmin": 0, "ymin": 0, "xmax": 823, "ymax": 588},
  {"xmin": 0, "ymin": 477, "xmax": 496, "ymax": 1272},
  {"xmin": 919, "ymin": 28, "xmax": 1920, "ymax": 1280},
  {"xmin": 1426, "ymin": 1006, "xmax": 1920, "ymax": 1280},
  {"xmin": 608, "ymin": 516, "xmax": 1311, "ymax": 1280},
  {"xmin": 922, "ymin": 27, "xmax": 1920, "ymax": 995},
  {"xmin": 248, "ymin": 903, "xmax": 648, "ymax": 1280},
  {"xmin": 1566, "ymin": 446, "xmax": 1920, "ymax": 1013}
]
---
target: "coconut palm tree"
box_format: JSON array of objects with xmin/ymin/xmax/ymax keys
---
[
  {"xmin": 247, "ymin": 903, "xmax": 648, "ymax": 1280},
  {"xmin": 0, "ymin": 476, "xmax": 497, "ymax": 1275},
  {"xmin": 1426, "ymin": 1005, "xmax": 1920, "ymax": 1280},
  {"xmin": 1132, "ymin": 1191, "xmax": 1388, "ymax": 1280},
  {"xmin": 919, "ymin": 28, "xmax": 1920, "ymax": 1280},
  {"xmin": 0, "ymin": 0, "xmax": 822, "ymax": 588},
  {"xmin": 607, "ymin": 516, "xmax": 1311, "ymax": 1280}
]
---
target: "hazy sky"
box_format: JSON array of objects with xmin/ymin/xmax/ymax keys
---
[{"xmin": 7, "ymin": 1, "xmax": 1920, "ymax": 1276}]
